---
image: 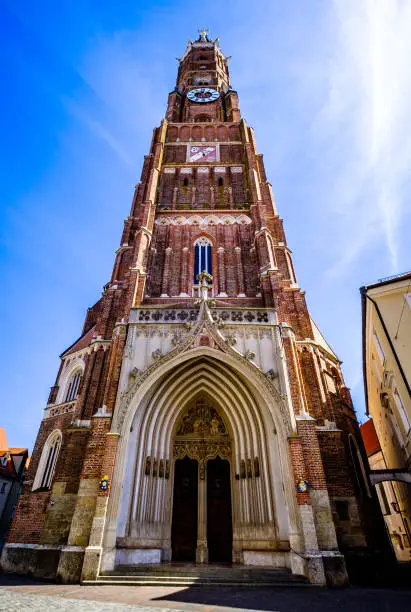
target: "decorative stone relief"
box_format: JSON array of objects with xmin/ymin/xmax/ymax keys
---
[
  {"xmin": 143, "ymin": 456, "xmax": 170, "ymax": 478},
  {"xmin": 155, "ymin": 214, "xmax": 252, "ymax": 226},
  {"xmin": 244, "ymin": 349, "xmax": 256, "ymax": 361},
  {"xmin": 44, "ymin": 401, "xmax": 75, "ymax": 420},
  {"xmin": 132, "ymin": 309, "xmax": 271, "ymax": 325},
  {"xmin": 173, "ymin": 400, "xmax": 231, "ymax": 479},
  {"xmin": 113, "ymin": 299, "xmax": 291, "ymax": 436},
  {"xmin": 235, "ymin": 456, "xmax": 261, "ymax": 479},
  {"xmin": 177, "ymin": 402, "xmax": 227, "ymax": 436},
  {"xmin": 224, "ymin": 335, "xmax": 237, "ymax": 346}
]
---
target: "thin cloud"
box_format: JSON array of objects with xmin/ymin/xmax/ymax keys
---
[
  {"xmin": 63, "ymin": 97, "xmax": 135, "ymax": 167},
  {"xmin": 317, "ymin": 0, "xmax": 411, "ymax": 278}
]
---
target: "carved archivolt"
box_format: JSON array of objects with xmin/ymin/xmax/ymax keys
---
[{"xmin": 113, "ymin": 301, "xmax": 291, "ymax": 436}]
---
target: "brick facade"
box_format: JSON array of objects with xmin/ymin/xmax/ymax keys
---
[{"xmin": 1, "ymin": 32, "xmax": 388, "ymax": 585}]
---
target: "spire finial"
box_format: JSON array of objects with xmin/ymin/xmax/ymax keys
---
[{"xmin": 197, "ymin": 28, "xmax": 211, "ymax": 42}]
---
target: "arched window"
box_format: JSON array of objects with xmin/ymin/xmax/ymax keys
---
[
  {"xmin": 64, "ymin": 370, "xmax": 82, "ymax": 403},
  {"xmin": 194, "ymin": 237, "xmax": 212, "ymax": 283},
  {"xmin": 33, "ymin": 429, "xmax": 62, "ymax": 491}
]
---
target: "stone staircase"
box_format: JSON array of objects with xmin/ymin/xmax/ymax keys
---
[{"xmin": 84, "ymin": 564, "xmax": 310, "ymax": 587}]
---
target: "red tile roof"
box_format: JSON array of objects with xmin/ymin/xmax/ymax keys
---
[
  {"xmin": 0, "ymin": 453, "xmax": 16, "ymax": 478},
  {"xmin": 360, "ymin": 419, "xmax": 381, "ymax": 457},
  {"xmin": 61, "ymin": 325, "xmax": 96, "ymax": 357}
]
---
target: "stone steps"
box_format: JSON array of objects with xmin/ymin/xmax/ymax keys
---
[{"xmin": 84, "ymin": 564, "xmax": 310, "ymax": 587}]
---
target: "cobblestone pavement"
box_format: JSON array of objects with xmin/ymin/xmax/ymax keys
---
[
  {"xmin": 0, "ymin": 573, "xmax": 410, "ymax": 611},
  {"xmin": 0, "ymin": 590, "xmax": 187, "ymax": 612}
]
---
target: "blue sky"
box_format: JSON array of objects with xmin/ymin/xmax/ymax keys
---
[{"xmin": 1, "ymin": 0, "xmax": 410, "ymax": 450}]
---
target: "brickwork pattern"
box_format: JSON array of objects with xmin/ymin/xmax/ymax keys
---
[{"xmin": 5, "ymin": 34, "xmax": 383, "ymax": 580}]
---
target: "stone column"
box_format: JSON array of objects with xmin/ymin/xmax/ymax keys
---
[
  {"xmin": 179, "ymin": 247, "xmax": 190, "ymax": 296},
  {"xmin": 228, "ymin": 186, "xmax": 234, "ymax": 209},
  {"xmin": 196, "ymin": 460, "xmax": 208, "ymax": 563},
  {"xmin": 235, "ymin": 246, "xmax": 246, "ymax": 297},
  {"xmin": 210, "ymin": 186, "xmax": 215, "ymax": 209},
  {"xmin": 160, "ymin": 246, "xmax": 172, "ymax": 297},
  {"xmin": 101, "ymin": 321, "xmax": 127, "ymax": 414},
  {"xmin": 217, "ymin": 247, "xmax": 227, "ymax": 297},
  {"xmin": 172, "ymin": 186, "xmax": 178, "ymax": 210}
]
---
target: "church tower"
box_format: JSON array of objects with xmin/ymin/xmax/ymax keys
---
[{"xmin": 1, "ymin": 32, "xmax": 383, "ymax": 586}]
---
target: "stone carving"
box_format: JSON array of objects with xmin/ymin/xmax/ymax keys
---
[
  {"xmin": 236, "ymin": 457, "xmax": 261, "ymax": 479},
  {"xmin": 152, "ymin": 349, "xmax": 162, "ymax": 360},
  {"xmin": 45, "ymin": 401, "xmax": 75, "ymax": 419},
  {"xmin": 224, "ymin": 335, "xmax": 237, "ymax": 346},
  {"xmin": 113, "ymin": 298, "xmax": 292, "ymax": 437},
  {"xmin": 177, "ymin": 401, "xmax": 227, "ymax": 437},
  {"xmin": 173, "ymin": 440, "xmax": 232, "ymax": 479},
  {"xmin": 173, "ymin": 400, "xmax": 231, "ymax": 479},
  {"xmin": 171, "ymin": 332, "xmax": 185, "ymax": 346},
  {"xmin": 155, "ymin": 214, "xmax": 252, "ymax": 227},
  {"xmin": 265, "ymin": 369, "xmax": 277, "ymax": 381},
  {"xmin": 144, "ymin": 456, "xmax": 169, "ymax": 479},
  {"xmin": 244, "ymin": 349, "xmax": 256, "ymax": 361},
  {"xmin": 133, "ymin": 308, "xmax": 271, "ymax": 325}
]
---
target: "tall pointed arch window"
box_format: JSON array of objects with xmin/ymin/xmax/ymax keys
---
[
  {"xmin": 32, "ymin": 429, "xmax": 62, "ymax": 491},
  {"xmin": 194, "ymin": 237, "xmax": 212, "ymax": 284},
  {"xmin": 64, "ymin": 370, "xmax": 82, "ymax": 403}
]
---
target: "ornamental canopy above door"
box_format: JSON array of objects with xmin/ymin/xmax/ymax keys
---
[{"xmin": 173, "ymin": 398, "xmax": 232, "ymax": 479}]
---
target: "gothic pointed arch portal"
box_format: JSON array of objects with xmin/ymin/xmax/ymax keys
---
[
  {"xmin": 171, "ymin": 396, "xmax": 233, "ymax": 562},
  {"xmin": 111, "ymin": 351, "xmax": 298, "ymax": 568}
]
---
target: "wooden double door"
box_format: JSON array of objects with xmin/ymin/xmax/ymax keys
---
[{"xmin": 171, "ymin": 456, "xmax": 232, "ymax": 562}]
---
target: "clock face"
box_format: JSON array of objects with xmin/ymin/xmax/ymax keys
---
[
  {"xmin": 189, "ymin": 145, "xmax": 217, "ymax": 162},
  {"xmin": 187, "ymin": 88, "xmax": 220, "ymax": 103}
]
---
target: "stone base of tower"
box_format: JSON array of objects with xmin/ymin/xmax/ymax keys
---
[{"xmin": 0, "ymin": 543, "xmax": 85, "ymax": 583}]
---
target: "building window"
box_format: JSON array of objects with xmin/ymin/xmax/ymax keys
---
[
  {"xmin": 376, "ymin": 482, "xmax": 391, "ymax": 515},
  {"xmin": 32, "ymin": 429, "xmax": 62, "ymax": 491},
  {"xmin": 194, "ymin": 237, "xmax": 212, "ymax": 284},
  {"xmin": 64, "ymin": 370, "xmax": 82, "ymax": 403},
  {"xmin": 373, "ymin": 332, "xmax": 385, "ymax": 364},
  {"xmin": 393, "ymin": 388, "xmax": 410, "ymax": 434}
]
